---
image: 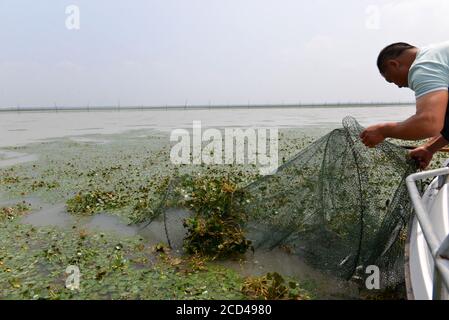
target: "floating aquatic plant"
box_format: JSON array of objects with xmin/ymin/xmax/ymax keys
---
[
  {"xmin": 66, "ymin": 189, "xmax": 123, "ymax": 215},
  {"xmin": 241, "ymin": 272, "xmax": 311, "ymax": 300},
  {"xmin": 0, "ymin": 202, "xmax": 31, "ymax": 222},
  {"xmin": 176, "ymin": 174, "xmax": 252, "ymax": 259}
]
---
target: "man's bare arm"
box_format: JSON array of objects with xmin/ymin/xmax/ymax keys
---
[{"xmin": 380, "ymin": 90, "xmax": 449, "ymax": 140}]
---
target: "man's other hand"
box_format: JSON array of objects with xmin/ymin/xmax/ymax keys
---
[
  {"xmin": 409, "ymin": 146, "xmax": 434, "ymax": 169},
  {"xmin": 360, "ymin": 124, "xmax": 386, "ymax": 148}
]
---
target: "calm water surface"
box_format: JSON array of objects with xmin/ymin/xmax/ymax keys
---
[{"xmin": 0, "ymin": 106, "xmax": 415, "ymax": 148}]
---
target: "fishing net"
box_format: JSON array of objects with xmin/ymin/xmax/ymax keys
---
[{"xmin": 143, "ymin": 116, "xmax": 418, "ymax": 288}]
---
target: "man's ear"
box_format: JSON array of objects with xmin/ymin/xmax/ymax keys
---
[{"xmin": 386, "ymin": 59, "xmax": 400, "ymax": 70}]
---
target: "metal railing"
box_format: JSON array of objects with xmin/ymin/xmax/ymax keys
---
[{"xmin": 406, "ymin": 167, "xmax": 449, "ymax": 299}]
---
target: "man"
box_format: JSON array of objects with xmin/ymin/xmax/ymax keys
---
[{"xmin": 360, "ymin": 41, "xmax": 449, "ymax": 169}]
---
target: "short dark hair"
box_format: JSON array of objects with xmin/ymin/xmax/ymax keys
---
[{"xmin": 377, "ymin": 42, "xmax": 416, "ymax": 73}]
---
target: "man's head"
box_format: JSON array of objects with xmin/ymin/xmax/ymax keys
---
[{"xmin": 377, "ymin": 42, "xmax": 417, "ymax": 88}]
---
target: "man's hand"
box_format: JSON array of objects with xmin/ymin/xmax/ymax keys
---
[
  {"xmin": 360, "ymin": 124, "xmax": 386, "ymax": 148},
  {"xmin": 408, "ymin": 135, "xmax": 448, "ymax": 169},
  {"xmin": 409, "ymin": 146, "xmax": 434, "ymax": 169}
]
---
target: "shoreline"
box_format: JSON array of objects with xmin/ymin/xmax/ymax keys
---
[{"xmin": 0, "ymin": 103, "xmax": 414, "ymax": 113}]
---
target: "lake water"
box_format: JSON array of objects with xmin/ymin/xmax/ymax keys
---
[
  {"xmin": 0, "ymin": 105, "xmax": 415, "ymax": 148},
  {"xmin": 1, "ymin": 106, "xmax": 415, "ymax": 298}
]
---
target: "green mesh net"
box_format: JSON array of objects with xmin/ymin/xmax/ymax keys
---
[{"xmin": 142, "ymin": 116, "xmax": 418, "ymax": 288}]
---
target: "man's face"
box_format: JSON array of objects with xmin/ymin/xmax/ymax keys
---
[{"xmin": 381, "ymin": 60, "xmax": 409, "ymax": 88}]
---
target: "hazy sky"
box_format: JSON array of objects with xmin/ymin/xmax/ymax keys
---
[{"xmin": 1, "ymin": 0, "xmax": 449, "ymax": 107}]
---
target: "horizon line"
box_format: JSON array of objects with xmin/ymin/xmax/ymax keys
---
[{"xmin": 0, "ymin": 101, "xmax": 415, "ymax": 112}]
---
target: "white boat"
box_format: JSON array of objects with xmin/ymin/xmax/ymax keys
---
[{"xmin": 405, "ymin": 166, "xmax": 449, "ymax": 299}]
